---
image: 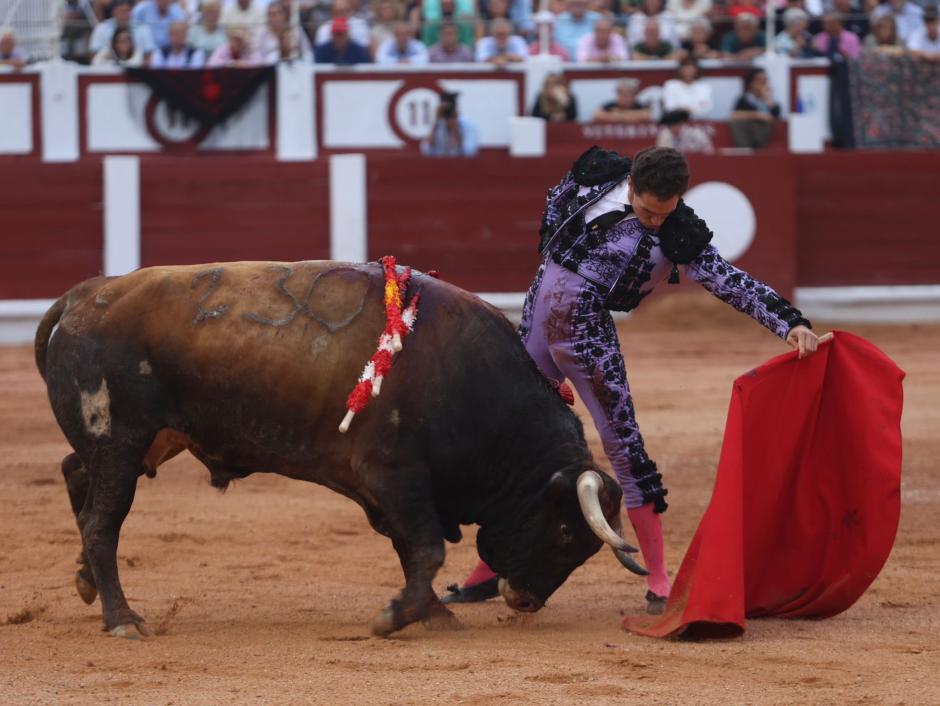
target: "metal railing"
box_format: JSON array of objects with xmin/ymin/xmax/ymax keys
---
[{"xmin": 1, "ymin": 0, "xmax": 62, "ymax": 61}]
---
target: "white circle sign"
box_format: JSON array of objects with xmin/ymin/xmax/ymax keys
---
[
  {"xmin": 393, "ymin": 88, "xmax": 440, "ymax": 140},
  {"xmin": 683, "ymin": 181, "xmax": 756, "ymax": 262}
]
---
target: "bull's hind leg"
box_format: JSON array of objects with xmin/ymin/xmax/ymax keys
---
[
  {"xmin": 61, "ymin": 452, "xmax": 97, "ymax": 605},
  {"xmin": 367, "ymin": 472, "xmax": 459, "ymax": 637},
  {"xmin": 79, "ymin": 445, "xmax": 150, "ymax": 639}
]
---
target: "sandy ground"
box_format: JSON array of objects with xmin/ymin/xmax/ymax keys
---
[{"xmin": 1, "ymin": 292, "xmax": 938, "ymax": 705}]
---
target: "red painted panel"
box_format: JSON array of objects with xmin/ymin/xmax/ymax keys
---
[
  {"xmin": 0, "ymin": 163, "xmax": 103, "ymax": 298},
  {"xmin": 795, "ymin": 152, "xmax": 940, "ymax": 286},
  {"xmin": 139, "ymin": 157, "xmax": 330, "ymax": 266}
]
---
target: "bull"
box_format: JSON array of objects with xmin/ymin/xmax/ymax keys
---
[{"xmin": 34, "ymin": 260, "xmax": 644, "ymax": 639}]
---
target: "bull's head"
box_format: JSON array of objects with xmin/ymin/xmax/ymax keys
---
[{"xmin": 477, "ymin": 470, "xmax": 646, "ymax": 612}]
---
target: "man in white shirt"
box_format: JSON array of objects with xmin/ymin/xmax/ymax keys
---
[
  {"xmin": 376, "ymin": 22, "xmax": 429, "ymax": 64},
  {"xmin": 662, "ymin": 57, "xmax": 712, "ymax": 119},
  {"xmin": 475, "ymin": 18, "xmax": 527, "ymax": 65},
  {"xmin": 576, "ymin": 17, "xmax": 629, "ymax": 63},
  {"xmin": 221, "ymin": 0, "xmax": 265, "ymax": 30},
  {"xmin": 907, "ymin": 6, "xmax": 940, "ymax": 54},
  {"xmin": 151, "ymin": 21, "xmax": 206, "ymax": 67}
]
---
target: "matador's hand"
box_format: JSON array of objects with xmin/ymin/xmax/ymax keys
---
[{"xmin": 787, "ymin": 325, "xmax": 819, "ymax": 359}]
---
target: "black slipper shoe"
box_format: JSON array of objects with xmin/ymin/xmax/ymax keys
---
[
  {"xmin": 441, "ymin": 577, "xmax": 500, "ymax": 604},
  {"xmin": 645, "ymin": 590, "xmax": 668, "ymax": 615}
]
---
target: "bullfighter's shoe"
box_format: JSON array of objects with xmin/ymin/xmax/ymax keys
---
[
  {"xmin": 645, "ymin": 590, "xmax": 668, "ymax": 615},
  {"xmin": 441, "ymin": 578, "xmax": 500, "ymax": 604}
]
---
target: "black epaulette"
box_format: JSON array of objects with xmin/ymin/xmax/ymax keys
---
[
  {"xmin": 657, "ymin": 200, "xmax": 714, "ymax": 284},
  {"xmin": 571, "ymin": 146, "xmax": 632, "ymax": 187}
]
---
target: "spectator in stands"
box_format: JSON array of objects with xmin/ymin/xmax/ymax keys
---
[
  {"xmin": 720, "ymin": 13, "xmax": 765, "ymax": 60},
  {"xmin": 371, "ymin": 0, "xmax": 402, "ymax": 54},
  {"xmin": 656, "ymin": 109, "xmax": 713, "ymax": 152},
  {"xmin": 132, "ymin": 0, "xmax": 187, "ymax": 52},
  {"xmin": 421, "ymin": 0, "xmax": 476, "ymax": 49},
  {"xmin": 730, "ymin": 67, "xmax": 781, "ymax": 149},
  {"xmin": 528, "ymin": 16, "xmax": 570, "ymax": 59},
  {"xmin": 315, "ymin": 0, "xmax": 372, "ymax": 48},
  {"xmin": 151, "ymin": 21, "xmax": 206, "ymax": 67},
  {"xmin": 90, "ymin": 0, "xmax": 156, "ymax": 59},
  {"xmin": 476, "ymin": 18, "xmax": 527, "ymax": 64},
  {"xmin": 727, "ymin": 0, "xmax": 762, "ymax": 18},
  {"xmin": 477, "ymin": 0, "xmax": 512, "ymax": 40},
  {"xmin": 667, "ymin": 0, "xmax": 712, "ymax": 43},
  {"xmin": 812, "ymin": 11, "xmax": 862, "ymax": 59},
  {"xmin": 256, "ymin": 1, "xmax": 313, "ymax": 61},
  {"xmin": 775, "ymin": 8, "xmax": 814, "ymax": 58},
  {"xmin": 92, "ymin": 25, "xmax": 145, "ymax": 65},
  {"xmin": 421, "ymin": 91, "xmax": 479, "ymax": 156},
  {"xmin": 833, "ymin": 0, "xmax": 870, "ymax": 40},
  {"xmin": 429, "ymin": 21, "xmax": 476, "ymax": 61},
  {"xmin": 591, "ymin": 78, "xmax": 652, "ymax": 122},
  {"xmin": 576, "ymin": 17, "xmax": 629, "ymax": 62},
  {"xmin": 555, "ymin": 0, "xmax": 600, "ymax": 60},
  {"xmin": 632, "ymin": 19, "xmax": 680, "ymax": 60},
  {"xmin": 208, "ymin": 26, "xmax": 263, "ymax": 65},
  {"xmin": 627, "ymin": 0, "xmax": 678, "ymax": 49},
  {"xmin": 421, "ymin": 0, "xmax": 476, "ymax": 47},
  {"xmin": 863, "ymin": 11, "xmax": 906, "ymax": 53},
  {"xmin": 662, "ymin": 56, "xmax": 712, "ymax": 117},
  {"xmin": 313, "ymin": 16, "xmax": 373, "ymax": 63},
  {"xmin": 908, "ymin": 6, "xmax": 940, "ymax": 56},
  {"xmin": 190, "ymin": 1, "xmax": 228, "ymax": 55},
  {"xmin": 221, "ymin": 0, "xmax": 265, "ymax": 31},
  {"xmin": 680, "ymin": 17, "xmax": 720, "ymax": 60},
  {"xmin": 872, "ymin": 0, "xmax": 924, "ymax": 45},
  {"xmin": 377, "ymin": 21, "xmax": 430, "ymax": 63},
  {"xmin": 531, "ymin": 72, "xmax": 578, "ymax": 121},
  {"xmin": 0, "ymin": 30, "xmax": 27, "ymax": 70}
]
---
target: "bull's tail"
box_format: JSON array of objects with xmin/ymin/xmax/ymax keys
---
[{"xmin": 34, "ymin": 295, "xmax": 67, "ymax": 382}]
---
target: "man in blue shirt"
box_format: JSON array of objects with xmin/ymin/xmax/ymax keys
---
[
  {"xmin": 555, "ymin": 0, "xmax": 600, "ymax": 60},
  {"xmin": 314, "ymin": 17, "xmax": 372, "ymax": 65},
  {"xmin": 131, "ymin": 0, "xmax": 186, "ymax": 52}
]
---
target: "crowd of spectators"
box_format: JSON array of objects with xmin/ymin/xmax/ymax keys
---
[{"xmin": 0, "ymin": 0, "xmax": 936, "ymax": 71}]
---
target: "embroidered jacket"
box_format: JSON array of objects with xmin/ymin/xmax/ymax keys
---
[{"xmin": 537, "ymin": 165, "xmax": 811, "ymax": 338}]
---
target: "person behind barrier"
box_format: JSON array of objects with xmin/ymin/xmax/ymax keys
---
[
  {"xmin": 420, "ymin": 91, "xmax": 480, "ymax": 157},
  {"xmin": 151, "ymin": 21, "xmax": 207, "ymax": 68},
  {"xmin": 729, "ymin": 68, "xmax": 781, "ymax": 150}
]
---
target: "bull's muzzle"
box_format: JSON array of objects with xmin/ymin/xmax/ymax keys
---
[{"xmin": 498, "ymin": 578, "xmax": 543, "ymax": 612}]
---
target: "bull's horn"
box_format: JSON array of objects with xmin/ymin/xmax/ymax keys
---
[
  {"xmin": 612, "ymin": 547, "xmax": 649, "ymax": 577},
  {"xmin": 576, "ymin": 470, "xmax": 639, "ymax": 554}
]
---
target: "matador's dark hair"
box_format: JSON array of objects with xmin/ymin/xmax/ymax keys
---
[{"xmin": 630, "ymin": 147, "xmax": 690, "ymax": 200}]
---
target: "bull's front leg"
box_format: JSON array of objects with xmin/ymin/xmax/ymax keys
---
[{"xmin": 367, "ymin": 482, "xmax": 459, "ymax": 636}]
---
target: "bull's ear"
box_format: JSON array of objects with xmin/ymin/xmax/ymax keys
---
[{"xmin": 544, "ymin": 471, "xmax": 572, "ymax": 501}]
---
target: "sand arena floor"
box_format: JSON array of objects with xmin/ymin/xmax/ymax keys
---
[{"xmin": 1, "ymin": 292, "xmax": 938, "ymax": 705}]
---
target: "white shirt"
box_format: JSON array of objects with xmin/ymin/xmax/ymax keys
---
[
  {"xmin": 221, "ymin": 3, "xmax": 265, "ymax": 29},
  {"xmin": 666, "ymin": 0, "xmax": 713, "ymax": 41},
  {"xmin": 581, "ymin": 178, "xmax": 629, "ymax": 225},
  {"xmin": 907, "ymin": 26, "xmax": 940, "ymax": 53},
  {"xmin": 627, "ymin": 12, "xmax": 678, "ymax": 47},
  {"xmin": 376, "ymin": 38, "xmax": 429, "ymax": 64},
  {"xmin": 662, "ymin": 79, "xmax": 713, "ymax": 119}
]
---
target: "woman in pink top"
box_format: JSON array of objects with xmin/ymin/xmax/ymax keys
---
[{"xmin": 208, "ymin": 27, "xmax": 263, "ymax": 67}]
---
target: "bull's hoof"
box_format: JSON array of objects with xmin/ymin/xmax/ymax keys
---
[
  {"xmin": 422, "ymin": 604, "xmax": 461, "ymax": 631},
  {"xmin": 109, "ymin": 623, "xmax": 150, "ymax": 640},
  {"xmin": 371, "ymin": 606, "xmax": 397, "ymax": 638},
  {"xmin": 75, "ymin": 572, "xmax": 98, "ymax": 605}
]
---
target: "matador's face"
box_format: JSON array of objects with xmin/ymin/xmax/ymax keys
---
[{"xmin": 627, "ymin": 181, "xmax": 679, "ymax": 231}]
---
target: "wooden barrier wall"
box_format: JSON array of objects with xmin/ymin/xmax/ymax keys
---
[{"xmin": 2, "ymin": 152, "xmax": 939, "ymax": 300}]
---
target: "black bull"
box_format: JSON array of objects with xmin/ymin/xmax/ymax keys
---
[{"xmin": 35, "ymin": 261, "xmax": 643, "ymax": 639}]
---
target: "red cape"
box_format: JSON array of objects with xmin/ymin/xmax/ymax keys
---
[{"xmin": 623, "ymin": 331, "xmax": 905, "ymax": 639}]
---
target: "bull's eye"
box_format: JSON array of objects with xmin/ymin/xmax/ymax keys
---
[{"xmin": 559, "ymin": 523, "xmax": 574, "ymax": 544}]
